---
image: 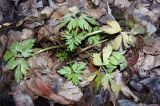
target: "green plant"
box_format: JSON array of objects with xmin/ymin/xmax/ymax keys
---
[
  {"xmin": 87, "ymin": 27, "xmax": 101, "ymax": 46},
  {"xmin": 59, "ymin": 12, "xmax": 99, "ymax": 51},
  {"xmin": 56, "ymin": 51, "xmax": 68, "ymax": 62},
  {"xmin": 58, "ymin": 62, "xmax": 86, "ymax": 85},
  {"xmin": 65, "ymin": 30, "xmax": 85, "ymax": 51},
  {"xmin": 88, "ymin": 45, "xmax": 127, "ymax": 92},
  {"xmin": 60, "ymin": 13, "xmax": 135, "ymax": 51},
  {"xmin": 59, "ymin": 13, "xmax": 98, "ymax": 32},
  {"xmin": 93, "ymin": 45, "xmax": 127, "ymax": 72},
  {"xmin": 88, "ymin": 71, "xmax": 121, "ymax": 92},
  {"xmin": 101, "ymin": 20, "xmax": 136, "ymax": 50},
  {"xmin": 59, "ymin": 15, "xmax": 135, "ymax": 92},
  {"xmin": 3, "ymin": 39, "xmax": 35, "ymax": 82},
  {"xmin": 3, "ymin": 39, "xmax": 62, "ymax": 82}
]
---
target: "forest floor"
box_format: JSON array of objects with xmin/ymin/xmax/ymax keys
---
[{"xmin": 0, "ymin": 0, "xmax": 160, "ymax": 106}]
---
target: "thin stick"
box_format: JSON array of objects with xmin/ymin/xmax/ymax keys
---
[
  {"xmin": 32, "ymin": 45, "xmax": 61, "ymax": 56},
  {"xmin": 80, "ymin": 38, "xmax": 108, "ymax": 53},
  {"xmin": 85, "ymin": 30, "xmax": 103, "ymax": 37}
]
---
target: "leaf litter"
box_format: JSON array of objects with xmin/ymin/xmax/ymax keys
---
[{"xmin": 0, "ymin": 0, "xmax": 160, "ymax": 106}]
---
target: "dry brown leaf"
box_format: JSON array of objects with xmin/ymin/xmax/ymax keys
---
[
  {"xmin": 88, "ymin": 58, "xmax": 98, "ymax": 73},
  {"xmin": 26, "ymin": 78, "xmax": 73, "ymax": 105},
  {"xmin": 34, "ymin": 78, "xmax": 53, "ymax": 97}
]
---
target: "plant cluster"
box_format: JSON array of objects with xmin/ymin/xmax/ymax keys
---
[
  {"xmin": 3, "ymin": 11, "xmax": 136, "ymax": 92},
  {"xmin": 57, "ymin": 14, "xmax": 135, "ymax": 91},
  {"xmin": 58, "ymin": 12, "xmax": 136, "ymax": 90},
  {"xmin": 88, "ymin": 45, "xmax": 127, "ymax": 92}
]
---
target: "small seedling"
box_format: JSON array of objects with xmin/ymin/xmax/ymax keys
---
[
  {"xmin": 3, "ymin": 39, "xmax": 35, "ymax": 82},
  {"xmin": 58, "ymin": 62, "xmax": 86, "ymax": 85},
  {"xmin": 56, "ymin": 51, "xmax": 68, "ymax": 62}
]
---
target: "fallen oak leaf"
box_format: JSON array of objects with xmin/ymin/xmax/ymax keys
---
[
  {"xmin": 34, "ymin": 78, "xmax": 53, "ymax": 98},
  {"xmin": 26, "ymin": 78, "xmax": 73, "ymax": 105}
]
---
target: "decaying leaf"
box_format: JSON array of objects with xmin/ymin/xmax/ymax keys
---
[
  {"xmin": 142, "ymin": 37, "xmax": 160, "ymax": 55},
  {"xmin": 110, "ymin": 79, "xmax": 121, "ymax": 93},
  {"xmin": 93, "ymin": 53, "xmax": 103, "ymax": 66},
  {"xmin": 110, "ymin": 35, "xmax": 122, "ymax": 50},
  {"xmin": 101, "ymin": 75, "xmax": 110, "ymax": 90},
  {"xmin": 115, "ymin": 71, "xmax": 138, "ymax": 102},
  {"xmin": 110, "ymin": 32, "xmax": 136, "ymax": 50},
  {"xmin": 121, "ymin": 32, "xmax": 130, "ymax": 48},
  {"xmin": 103, "ymin": 45, "xmax": 112, "ymax": 65},
  {"xmin": 130, "ymin": 24, "xmax": 146, "ymax": 35},
  {"xmin": 34, "ymin": 78, "xmax": 53, "ymax": 97},
  {"xmin": 85, "ymin": 8, "xmax": 106, "ymax": 19},
  {"xmin": 26, "ymin": 78, "xmax": 73, "ymax": 105},
  {"xmin": 87, "ymin": 71, "xmax": 99, "ymax": 82},
  {"xmin": 58, "ymin": 81, "xmax": 83, "ymax": 102},
  {"xmin": 101, "ymin": 20, "xmax": 121, "ymax": 34}
]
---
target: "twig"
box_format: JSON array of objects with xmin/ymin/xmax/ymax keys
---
[
  {"xmin": 85, "ymin": 30, "xmax": 103, "ymax": 37},
  {"xmin": 32, "ymin": 45, "xmax": 62, "ymax": 56},
  {"xmin": 80, "ymin": 38, "xmax": 108, "ymax": 53}
]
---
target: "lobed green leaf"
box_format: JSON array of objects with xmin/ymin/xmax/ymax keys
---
[{"xmin": 3, "ymin": 51, "xmax": 14, "ymax": 62}]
